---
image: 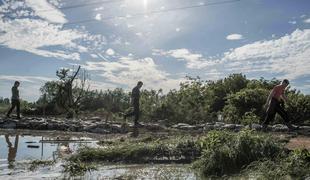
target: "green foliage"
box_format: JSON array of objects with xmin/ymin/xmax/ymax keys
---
[
  {"xmin": 29, "ymin": 160, "xmax": 55, "ymax": 171},
  {"xmin": 193, "ymin": 130, "xmax": 283, "ymax": 177},
  {"xmin": 286, "ymin": 91, "xmax": 310, "ymax": 124},
  {"xmin": 70, "ymin": 136, "xmax": 201, "ymax": 164},
  {"xmin": 240, "ymin": 111, "xmax": 261, "ymax": 125},
  {"xmin": 244, "ymin": 149, "xmax": 310, "ymax": 179},
  {"xmin": 80, "ymin": 88, "xmax": 130, "ymax": 113},
  {"xmin": 223, "ymin": 88, "xmax": 268, "ymax": 124},
  {"xmin": 27, "ymin": 72, "xmax": 309, "ymax": 125},
  {"xmin": 0, "ymin": 97, "xmax": 10, "ymax": 114},
  {"xmin": 63, "ymin": 159, "xmax": 97, "ymax": 176},
  {"xmin": 154, "ymin": 77, "xmax": 214, "ymax": 125}
]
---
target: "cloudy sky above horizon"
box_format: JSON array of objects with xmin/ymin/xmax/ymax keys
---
[{"xmin": 0, "ymin": 0, "xmax": 310, "ymax": 101}]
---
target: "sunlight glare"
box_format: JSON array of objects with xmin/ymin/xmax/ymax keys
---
[{"xmin": 143, "ymin": 0, "xmax": 148, "ymax": 10}]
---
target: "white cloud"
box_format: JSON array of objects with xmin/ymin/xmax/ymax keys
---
[
  {"xmin": 219, "ymin": 29, "xmax": 310, "ymax": 79},
  {"xmin": 84, "ymin": 57, "xmax": 184, "ymax": 92},
  {"xmin": 106, "ymin": 48, "xmax": 115, "ymax": 56},
  {"xmin": 0, "ymin": 1, "xmax": 108, "ymax": 60},
  {"xmin": 176, "ymin": 28, "xmax": 181, "ymax": 32},
  {"xmin": 135, "ymin": 32, "xmax": 143, "ymax": 36},
  {"xmin": 127, "ymin": 24, "xmax": 134, "ymax": 28},
  {"xmin": 25, "ymin": 0, "xmax": 67, "ymax": 24},
  {"xmin": 94, "ymin": 6, "xmax": 104, "ymax": 11},
  {"xmin": 0, "ymin": 19, "xmax": 83, "ymax": 60},
  {"xmin": 88, "ymin": 80, "xmax": 117, "ymax": 91},
  {"xmin": 95, "ymin": 13, "xmax": 102, "ymax": 21},
  {"xmin": 304, "ymin": 18, "xmax": 310, "ymax": 23},
  {"xmin": 226, "ymin": 34, "xmax": 243, "ymax": 40},
  {"xmin": 288, "ymin": 20, "xmax": 297, "ymax": 25},
  {"xmin": 0, "ymin": 75, "xmax": 55, "ymax": 83},
  {"xmin": 226, "ymin": 33, "xmax": 244, "ymax": 40},
  {"xmin": 154, "ymin": 29, "xmax": 310, "ymax": 81},
  {"xmin": 90, "ymin": 54, "xmax": 99, "ymax": 58},
  {"xmin": 152, "ymin": 49, "xmax": 220, "ymax": 69}
]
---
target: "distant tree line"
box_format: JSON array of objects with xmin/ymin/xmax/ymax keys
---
[{"xmin": 20, "ymin": 73, "xmax": 310, "ymax": 125}]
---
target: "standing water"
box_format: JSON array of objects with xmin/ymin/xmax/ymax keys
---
[
  {"xmin": 0, "ymin": 129, "xmax": 198, "ymax": 179},
  {"xmin": 0, "ymin": 129, "xmax": 98, "ymax": 179}
]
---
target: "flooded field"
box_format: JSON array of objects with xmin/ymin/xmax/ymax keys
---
[{"xmin": 0, "ymin": 129, "xmax": 197, "ymax": 179}]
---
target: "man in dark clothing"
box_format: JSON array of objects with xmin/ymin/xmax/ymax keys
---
[
  {"xmin": 124, "ymin": 81, "xmax": 143, "ymax": 126},
  {"xmin": 262, "ymin": 79, "xmax": 296, "ymax": 131},
  {"xmin": 6, "ymin": 81, "xmax": 21, "ymax": 119}
]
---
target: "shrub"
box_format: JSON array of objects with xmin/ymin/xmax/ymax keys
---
[
  {"xmin": 244, "ymin": 149, "xmax": 310, "ymax": 179},
  {"xmin": 193, "ymin": 130, "xmax": 283, "ymax": 176}
]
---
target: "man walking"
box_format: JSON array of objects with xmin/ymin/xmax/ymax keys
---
[
  {"xmin": 124, "ymin": 81, "xmax": 143, "ymax": 127},
  {"xmin": 262, "ymin": 79, "xmax": 296, "ymax": 131},
  {"xmin": 6, "ymin": 81, "xmax": 21, "ymax": 119}
]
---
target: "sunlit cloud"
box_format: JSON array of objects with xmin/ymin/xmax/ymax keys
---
[
  {"xmin": 0, "ymin": 0, "xmax": 108, "ymax": 60},
  {"xmin": 155, "ymin": 29, "xmax": 310, "ymax": 80},
  {"xmin": 25, "ymin": 0, "xmax": 67, "ymax": 24},
  {"xmin": 152, "ymin": 49, "xmax": 220, "ymax": 69},
  {"xmin": 95, "ymin": 13, "xmax": 102, "ymax": 21},
  {"xmin": 226, "ymin": 33, "xmax": 244, "ymax": 40},
  {"xmin": 304, "ymin": 18, "xmax": 310, "ymax": 23},
  {"xmin": 84, "ymin": 56, "xmax": 184, "ymax": 92},
  {"xmin": 106, "ymin": 48, "xmax": 115, "ymax": 56}
]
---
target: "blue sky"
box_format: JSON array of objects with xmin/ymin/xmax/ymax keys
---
[{"xmin": 0, "ymin": 0, "xmax": 309, "ymax": 101}]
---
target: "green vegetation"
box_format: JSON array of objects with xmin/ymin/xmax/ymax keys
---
[
  {"xmin": 193, "ymin": 130, "xmax": 283, "ymax": 176},
  {"xmin": 29, "ymin": 160, "xmax": 55, "ymax": 171},
  {"xmin": 70, "ymin": 135, "xmax": 201, "ymax": 163},
  {"xmin": 16, "ymin": 73, "xmax": 309, "ymax": 126},
  {"xmin": 67, "ymin": 130, "xmax": 310, "ymax": 179},
  {"xmin": 62, "ymin": 159, "xmax": 97, "ymax": 176},
  {"xmin": 244, "ymin": 149, "xmax": 310, "ymax": 179}
]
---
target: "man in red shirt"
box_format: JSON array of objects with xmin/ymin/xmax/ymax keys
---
[{"xmin": 262, "ymin": 79, "xmax": 296, "ymax": 131}]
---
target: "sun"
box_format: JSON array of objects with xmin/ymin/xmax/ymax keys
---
[{"xmin": 143, "ymin": 0, "xmax": 148, "ymax": 10}]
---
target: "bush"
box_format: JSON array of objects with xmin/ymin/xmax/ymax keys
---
[
  {"xmin": 240, "ymin": 111, "xmax": 261, "ymax": 125},
  {"xmin": 193, "ymin": 130, "xmax": 284, "ymax": 177},
  {"xmin": 244, "ymin": 149, "xmax": 310, "ymax": 179},
  {"xmin": 223, "ymin": 88, "xmax": 268, "ymax": 124},
  {"xmin": 70, "ymin": 136, "xmax": 202, "ymax": 164}
]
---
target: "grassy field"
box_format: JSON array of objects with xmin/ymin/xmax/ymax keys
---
[{"xmin": 66, "ymin": 130, "xmax": 310, "ymax": 179}]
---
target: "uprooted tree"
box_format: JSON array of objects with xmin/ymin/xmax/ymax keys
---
[
  {"xmin": 56, "ymin": 66, "xmax": 90, "ymax": 118},
  {"xmin": 39, "ymin": 66, "xmax": 90, "ymax": 118}
]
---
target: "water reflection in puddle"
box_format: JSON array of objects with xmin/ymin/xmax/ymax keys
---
[{"xmin": 0, "ymin": 130, "xmax": 98, "ymax": 175}]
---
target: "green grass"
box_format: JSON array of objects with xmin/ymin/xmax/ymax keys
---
[
  {"xmin": 243, "ymin": 149, "xmax": 310, "ymax": 179},
  {"xmin": 70, "ymin": 135, "xmax": 201, "ymax": 164},
  {"xmin": 66, "ymin": 130, "xmax": 310, "ymax": 179},
  {"xmin": 29, "ymin": 160, "xmax": 55, "ymax": 171},
  {"xmin": 193, "ymin": 130, "xmax": 284, "ymax": 177},
  {"xmin": 62, "ymin": 159, "xmax": 97, "ymax": 176}
]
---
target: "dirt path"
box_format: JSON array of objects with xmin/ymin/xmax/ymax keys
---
[{"xmin": 286, "ymin": 136, "xmax": 310, "ymax": 150}]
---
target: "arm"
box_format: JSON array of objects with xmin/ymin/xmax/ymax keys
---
[{"xmin": 280, "ymin": 94, "xmax": 288, "ymax": 103}]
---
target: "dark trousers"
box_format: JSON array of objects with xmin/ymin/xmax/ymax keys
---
[
  {"xmin": 263, "ymin": 98, "xmax": 290, "ymax": 126},
  {"xmin": 125, "ymin": 102, "xmax": 139, "ymax": 124},
  {"xmin": 7, "ymin": 99, "xmax": 20, "ymax": 118}
]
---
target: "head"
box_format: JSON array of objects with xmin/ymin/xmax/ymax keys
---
[
  {"xmin": 137, "ymin": 81, "xmax": 143, "ymax": 88},
  {"xmin": 281, "ymin": 79, "xmax": 289, "ymax": 87},
  {"xmin": 14, "ymin": 81, "xmax": 20, "ymax": 87}
]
